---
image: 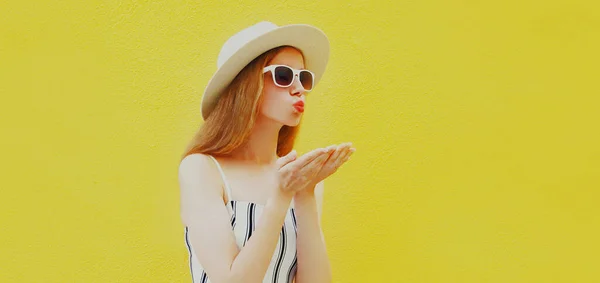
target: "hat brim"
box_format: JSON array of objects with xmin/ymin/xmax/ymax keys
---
[{"xmin": 200, "ymin": 24, "xmax": 330, "ymax": 120}]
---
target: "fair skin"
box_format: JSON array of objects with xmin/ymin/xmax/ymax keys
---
[{"xmin": 179, "ymin": 47, "xmax": 355, "ymax": 283}]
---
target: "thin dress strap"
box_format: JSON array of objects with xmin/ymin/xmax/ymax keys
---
[{"xmin": 207, "ymin": 155, "xmax": 233, "ymax": 205}]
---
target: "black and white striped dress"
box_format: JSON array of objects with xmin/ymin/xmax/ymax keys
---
[{"xmin": 184, "ymin": 155, "xmax": 298, "ymax": 283}]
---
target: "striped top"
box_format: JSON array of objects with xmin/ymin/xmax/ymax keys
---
[{"xmin": 184, "ymin": 155, "xmax": 298, "ymax": 283}]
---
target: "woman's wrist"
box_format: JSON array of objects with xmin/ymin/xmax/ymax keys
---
[
  {"xmin": 295, "ymin": 187, "xmax": 317, "ymax": 203},
  {"xmin": 268, "ymin": 189, "xmax": 294, "ymax": 209}
]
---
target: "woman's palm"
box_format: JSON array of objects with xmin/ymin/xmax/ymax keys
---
[{"xmin": 314, "ymin": 143, "xmax": 355, "ymax": 182}]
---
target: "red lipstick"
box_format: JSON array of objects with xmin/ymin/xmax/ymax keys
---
[{"xmin": 293, "ymin": 101, "xmax": 305, "ymax": 113}]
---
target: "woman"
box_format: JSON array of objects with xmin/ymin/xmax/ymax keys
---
[{"xmin": 178, "ymin": 21, "xmax": 355, "ymax": 283}]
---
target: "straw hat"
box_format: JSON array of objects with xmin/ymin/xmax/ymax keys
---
[{"xmin": 200, "ymin": 21, "xmax": 330, "ymax": 120}]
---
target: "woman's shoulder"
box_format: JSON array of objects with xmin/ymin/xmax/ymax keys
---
[
  {"xmin": 179, "ymin": 152, "xmax": 213, "ymax": 168},
  {"xmin": 178, "ymin": 153, "xmax": 219, "ymax": 184},
  {"xmin": 178, "ymin": 153, "xmax": 228, "ymax": 228}
]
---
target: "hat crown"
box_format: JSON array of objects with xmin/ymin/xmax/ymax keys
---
[{"xmin": 217, "ymin": 21, "xmax": 279, "ymax": 68}]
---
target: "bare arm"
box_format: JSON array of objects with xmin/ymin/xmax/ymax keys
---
[
  {"xmin": 292, "ymin": 142, "xmax": 354, "ymax": 283},
  {"xmin": 293, "ymin": 181, "xmax": 332, "ymax": 283},
  {"xmin": 179, "ymin": 154, "xmax": 293, "ymax": 283}
]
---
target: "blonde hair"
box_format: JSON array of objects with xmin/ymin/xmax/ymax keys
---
[{"xmin": 181, "ymin": 46, "xmax": 302, "ymax": 161}]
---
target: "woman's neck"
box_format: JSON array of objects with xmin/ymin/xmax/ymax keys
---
[{"xmin": 230, "ymin": 117, "xmax": 281, "ymax": 165}]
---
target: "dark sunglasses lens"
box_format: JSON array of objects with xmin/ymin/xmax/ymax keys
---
[
  {"xmin": 299, "ymin": 71, "xmax": 313, "ymax": 90},
  {"xmin": 274, "ymin": 66, "xmax": 293, "ymax": 86}
]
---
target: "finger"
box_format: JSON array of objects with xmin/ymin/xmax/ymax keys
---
[
  {"xmin": 319, "ymin": 143, "xmax": 349, "ymax": 170},
  {"xmin": 317, "ymin": 145, "xmax": 338, "ymax": 165},
  {"xmin": 287, "ymin": 147, "xmax": 328, "ymax": 169},
  {"xmin": 276, "ymin": 150, "xmax": 298, "ymax": 168},
  {"xmin": 320, "ymin": 144, "xmax": 338, "ymax": 162},
  {"xmin": 315, "ymin": 150, "xmax": 332, "ymax": 164},
  {"xmin": 344, "ymin": 148, "xmax": 356, "ymax": 161},
  {"xmin": 302, "ymin": 148, "xmax": 331, "ymax": 169},
  {"xmin": 324, "ymin": 145, "xmax": 344, "ymax": 165},
  {"xmin": 299, "ymin": 152, "xmax": 330, "ymax": 177},
  {"xmin": 336, "ymin": 144, "xmax": 355, "ymax": 166},
  {"xmin": 307, "ymin": 150, "xmax": 331, "ymax": 168},
  {"xmin": 325, "ymin": 144, "xmax": 337, "ymax": 153}
]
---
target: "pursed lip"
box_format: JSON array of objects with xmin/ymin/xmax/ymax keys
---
[{"xmin": 293, "ymin": 101, "xmax": 305, "ymax": 113}]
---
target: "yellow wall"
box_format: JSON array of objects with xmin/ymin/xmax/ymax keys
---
[{"xmin": 2, "ymin": 0, "xmax": 599, "ymax": 282}]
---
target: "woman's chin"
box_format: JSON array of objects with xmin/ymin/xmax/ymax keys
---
[{"xmin": 283, "ymin": 116, "xmax": 302, "ymax": 127}]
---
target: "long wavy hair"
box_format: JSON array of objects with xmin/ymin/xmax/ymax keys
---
[{"xmin": 181, "ymin": 46, "xmax": 302, "ymax": 161}]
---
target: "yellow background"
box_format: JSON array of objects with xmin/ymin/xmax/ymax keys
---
[{"xmin": 1, "ymin": 0, "xmax": 599, "ymax": 282}]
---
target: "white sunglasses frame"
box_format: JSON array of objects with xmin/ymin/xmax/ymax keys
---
[{"xmin": 262, "ymin": 64, "xmax": 315, "ymax": 92}]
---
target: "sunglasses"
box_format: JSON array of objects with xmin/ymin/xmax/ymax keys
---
[{"xmin": 263, "ymin": 65, "xmax": 315, "ymax": 92}]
